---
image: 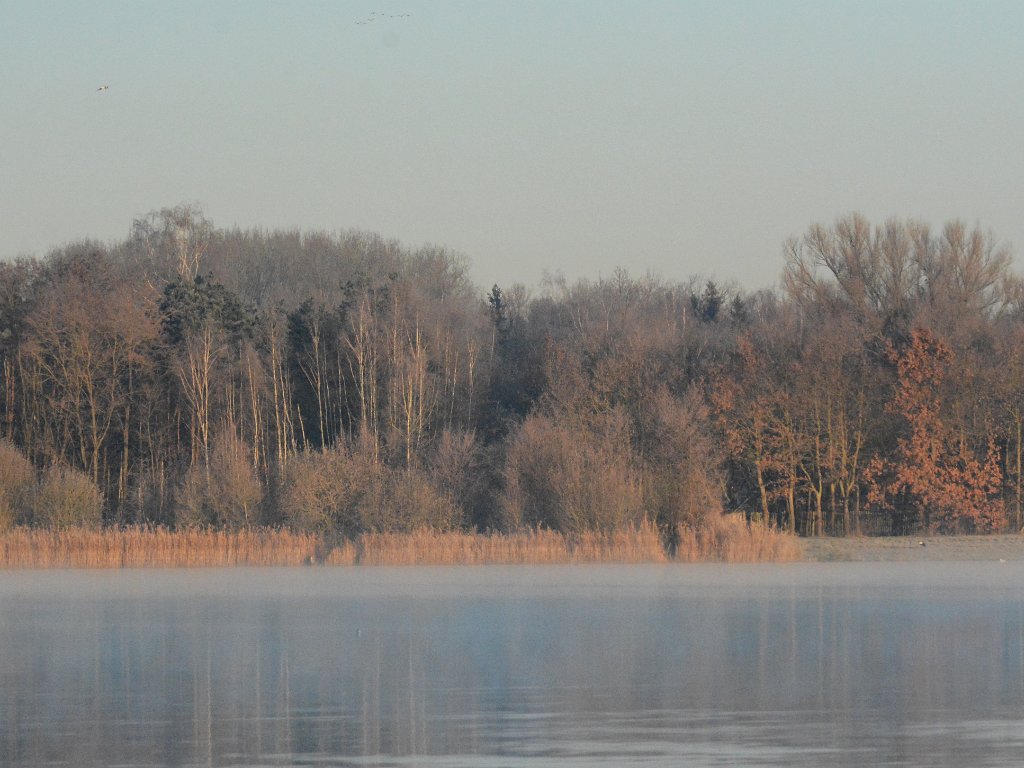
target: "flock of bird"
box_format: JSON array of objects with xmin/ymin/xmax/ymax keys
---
[{"xmin": 355, "ymin": 11, "xmax": 411, "ymax": 24}]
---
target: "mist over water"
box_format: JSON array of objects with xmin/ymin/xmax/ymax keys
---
[{"xmin": 1, "ymin": 564, "xmax": 1023, "ymax": 767}]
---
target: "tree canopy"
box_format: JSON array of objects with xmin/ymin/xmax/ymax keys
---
[{"xmin": 0, "ymin": 209, "xmax": 1019, "ymax": 537}]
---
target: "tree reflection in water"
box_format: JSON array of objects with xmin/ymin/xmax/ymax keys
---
[{"xmin": 0, "ymin": 564, "xmax": 1023, "ymax": 767}]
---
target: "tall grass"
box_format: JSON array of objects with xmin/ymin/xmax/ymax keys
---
[
  {"xmin": 566, "ymin": 521, "xmax": 668, "ymax": 564},
  {"xmin": 674, "ymin": 514, "xmax": 803, "ymax": 563},
  {"xmin": 356, "ymin": 523, "xmax": 667, "ymax": 565},
  {"xmin": 0, "ymin": 516, "xmax": 801, "ymax": 568},
  {"xmin": 0, "ymin": 527, "xmax": 320, "ymax": 569},
  {"xmin": 357, "ymin": 528, "xmax": 568, "ymax": 566}
]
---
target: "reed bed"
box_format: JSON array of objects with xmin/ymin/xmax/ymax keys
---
[
  {"xmin": 0, "ymin": 516, "xmax": 800, "ymax": 568},
  {"xmin": 0, "ymin": 527, "xmax": 320, "ymax": 569},
  {"xmin": 323, "ymin": 538, "xmax": 359, "ymax": 566},
  {"xmin": 356, "ymin": 528, "xmax": 571, "ymax": 566},
  {"xmin": 675, "ymin": 514, "xmax": 804, "ymax": 563},
  {"xmin": 353, "ymin": 525, "xmax": 667, "ymax": 565},
  {"xmin": 566, "ymin": 521, "xmax": 668, "ymax": 564}
]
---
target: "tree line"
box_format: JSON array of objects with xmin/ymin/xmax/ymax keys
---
[{"xmin": 0, "ymin": 205, "xmax": 1020, "ymax": 538}]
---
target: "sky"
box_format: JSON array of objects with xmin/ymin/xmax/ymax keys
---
[{"xmin": 2, "ymin": 0, "xmax": 1023, "ymax": 292}]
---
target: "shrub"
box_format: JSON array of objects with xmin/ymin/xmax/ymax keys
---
[
  {"xmin": 279, "ymin": 447, "xmax": 366, "ymax": 534},
  {"xmin": 427, "ymin": 429, "xmax": 492, "ymax": 526},
  {"xmin": 637, "ymin": 388, "xmax": 724, "ymax": 531},
  {"xmin": 176, "ymin": 428, "xmax": 262, "ymax": 528},
  {"xmin": 281, "ymin": 441, "xmax": 463, "ymax": 537},
  {"xmin": 28, "ymin": 465, "xmax": 103, "ymax": 530},
  {"xmin": 501, "ymin": 409, "xmax": 645, "ymax": 532},
  {"xmin": 0, "ymin": 440, "xmax": 36, "ymax": 530},
  {"xmin": 382, "ymin": 468, "xmax": 461, "ymax": 532}
]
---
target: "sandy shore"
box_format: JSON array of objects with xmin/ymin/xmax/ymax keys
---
[{"xmin": 802, "ymin": 534, "xmax": 1024, "ymax": 562}]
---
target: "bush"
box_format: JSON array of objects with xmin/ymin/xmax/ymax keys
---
[
  {"xmin": 279, "ymin": 447, "xmax": 367, "ymax": 534},
  {"xmin": 427, "ymin": 429, "xmax": 491, "ymax": 526},
  {"xmin": 28, "ymin": 466, "xmax": 103, "ymax": 530},
  {"xmin": 636, "ymin": 388, "xmax": 724, "ymax": 531},
  {"xmin": 383, "ymin": 468, "xmax": 461, "ymax": 532},
  {"xmin": 501, "ymin": 409, "xmax": 645, "ymax": 532},
  {"xmin": 0, "ymin": 439, "xmax": 36, "ymax": 530},
  {"xmin": 176, "ymin": 428, "xmax": 262, "ymax": 528},
  {"xmin": 281, "ymin": 441, "xmax": 463, "ymax": 537}
]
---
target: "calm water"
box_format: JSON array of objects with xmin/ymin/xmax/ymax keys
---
[{"xmin": 1, "ymin": 564, "xmax": 1023, "ymax": 767}]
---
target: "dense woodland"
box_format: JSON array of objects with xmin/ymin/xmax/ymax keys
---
[{"xmin": 1, "ymin": 205, "xmax": 1022, "ymax": 539}]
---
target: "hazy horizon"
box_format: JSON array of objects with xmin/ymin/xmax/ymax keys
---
[{"xmin": 3, "ymin": 0, "xmax": 1022, "ymax": 290}]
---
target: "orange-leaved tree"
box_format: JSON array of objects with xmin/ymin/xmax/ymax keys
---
[{"xmin": 866, "ymin": 328, "xmax": 1004, "ymax": 533}]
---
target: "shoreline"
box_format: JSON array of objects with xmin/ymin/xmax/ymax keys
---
[
  {"xmin": 0, "ymin": 522, "xmax": 797, "ymax": 568},
  {"xmin": 801, "ymin": 534, "xmax": 1024, "ymax": 562},
  {"xmin": 4, "ymin": 527, "xmax": 1022, "ymax": 568}
]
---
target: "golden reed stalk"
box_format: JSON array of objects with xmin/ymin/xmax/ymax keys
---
[
  {"xmin": 674, "ymin": 514, "xmax": 803, "ymax": 563},
  {"xmin": 0, "ymin": 517, "xmax": 801, "ymax": 569},
  {"xmin": 0, "ymin": 527, "xmax": 320, "ymax": 569},
  {"xmin": 355, "ymin": 524, "xmax": 668, "ymax": 565}
]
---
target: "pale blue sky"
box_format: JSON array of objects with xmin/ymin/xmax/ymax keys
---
[{"xmin": 2, "ymin": 1, "xmax": 1022, "ymax": 290}]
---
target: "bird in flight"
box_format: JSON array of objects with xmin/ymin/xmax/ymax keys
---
[
  {"xmin": 97, "ymin": 85, "xmax": 109, "ymax": 92},
  {"xmin": 354, "ymin": 10, "xmax": 410, "ymax": 24}
]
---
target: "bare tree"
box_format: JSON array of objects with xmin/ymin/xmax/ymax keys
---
[{"xmin": 131, "ymin": 204, "xmax": 214, "ymax": 284}]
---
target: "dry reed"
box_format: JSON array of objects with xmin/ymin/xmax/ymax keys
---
[
  {"xmin": 675, "ymin": 514, "xmax": 803, "ymax": 562},
  {"xmin": 356, "ymin": 528, "xmax": 570, "ymax": 566},
  {"xmin": 567, "ymin": 521, "xmax": 668, "ymax": 564},
  {"xmin": 323, "ymin": 539, "xmax": 358, "ymax": 565},
  {"xmin": 0, "ymin": 527, "xmax": 320, "ymax": 569},
  {"xmin": 0, "ymin": 516, "xmax": 801, "ymax": 569},
  {"xmin": 355, "ymin": 522, "xmax": 667, "ymax": 565}
]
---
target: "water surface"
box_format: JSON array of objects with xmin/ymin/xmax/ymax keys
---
[{"xmin": 1, "ymin": 563, "xmax": 1023, "ymax": 767}]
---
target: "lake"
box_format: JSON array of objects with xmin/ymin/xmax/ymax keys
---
[{"xmin": 1, "ymin": 563, "xmax": 1023, "ymax": 767}]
